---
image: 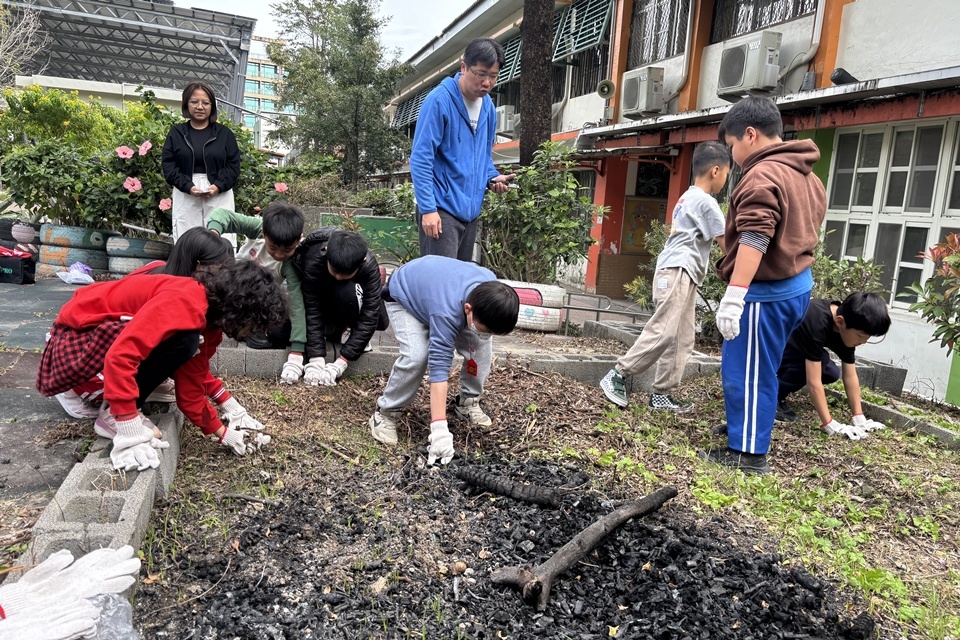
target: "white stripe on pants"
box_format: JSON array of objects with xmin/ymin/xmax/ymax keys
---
[
  {"xmin": 171, "ymin": 173, "xmax": 236, "ymax": 243},
  {"xmin": 377, "ymin": 302, "xmax": 492, "ymax": 412}
]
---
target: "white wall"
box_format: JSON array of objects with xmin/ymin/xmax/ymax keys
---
[
  {"xmin": 835, "ymin": 0, "xmax": 960, "ymax": 81},
  {"xmin": 560, "ymin": 93, "xmax": 607, "ymax": 131},
  {"xmin": 697, "ymin": 14, "xmax": 816, "ymax": 110},
  {"xmin": 15, "ymin": 75, "xmax": 182, "ymax": 112},
  {"xmin": 857, "ymin": 311, "xmax": 954, "ymax": 400}
]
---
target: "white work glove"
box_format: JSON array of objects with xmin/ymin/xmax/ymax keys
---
[
  {"xmin": 822, "ymin": 419, "xmax": 868, "ymax": 440},
  {"xmin": 110, "ymin": 415, "xmax": 160, "ymax": 471},
  {"xmin": 280, "ymin": 353, "xmax": 304, "ymax": 385},
  {"xmin": 219, "ymin": 397, "xmax": 266, "ymax": 432},
  {"xmin": 302, "ymin": 361, "xmax": 325, "ymax": 386},
  {"xmin": 219, "ymin": 426, "xmax": 272, "ymax": 456},
  {"xmin": 427, "ymin": 419, "xmax": 455, "ymax": 466},
  {"xmin": 0, "ymin": 546, "xmax": 140, "ymax": 630},
  {"xmin": 317, "ymin": 358, "xmax": 349, "ymax": 386},
  {"xmin": 852, "ymin": 414, "xmax": 885, "ymax": 432},
  {"xmin": 716, "ymin": 285, "xmax": 748, "ymax": 341},
  {"xmin": 140, "ymin": 412, "xmax": 170, "ymax": 450}
]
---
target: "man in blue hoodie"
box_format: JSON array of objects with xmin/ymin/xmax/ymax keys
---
[{"xmin": 410, "ymin": 38, "xmax": 516, "ymax": 261}]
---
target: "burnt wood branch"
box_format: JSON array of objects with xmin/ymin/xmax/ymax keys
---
[
  {"xmin": 491, "ymin": 485, "xmax": 678, "ymax": 610},
  {"xmin": 454, "ymin": 467, "xmax": 561, "ymax": 507}
]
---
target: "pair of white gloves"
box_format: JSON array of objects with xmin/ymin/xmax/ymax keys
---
[
  {"xmin": 280, "ymin": 353, "xmax": 348, "ymax": 386},
  {"xmin": 0, "ymin": 546, "xmax": 140, "ymax": 640},
  {"xmin": 823, "ymin": 414, "xmax": 886, "ymax": 440},
  {"xmin": 218, "ymin": 397, "xmax": 272, "ymax": 455}
]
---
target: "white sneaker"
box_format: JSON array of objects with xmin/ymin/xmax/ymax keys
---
[
  {"xmin": 341, "ymin": 328, "xmax": 373, "ymax": 352},
  {"xmin": 54, "ymin": 389, "xmax": 100, "ymax": 419},
  {"xmin": 369, "ymin": 410, "xmax": 400, "ymax": 445},
  {"xmin": 95, "ymin": 405, "xmax": 162, "ymax": 439},
  {"xmin": 454, "ymin": 396, "xmax": 492, "ymax": 427},
  {"xmin": 146, "ymin": 378, "xmax": 176, "ymax": 403}
]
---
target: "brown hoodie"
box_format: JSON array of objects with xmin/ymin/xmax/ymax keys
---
[{"xmin": 717, "ymin": 139, "xmax": 826, "ymax": 283}]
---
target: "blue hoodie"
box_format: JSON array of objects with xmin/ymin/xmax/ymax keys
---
[{"xmin": 409, "ymin": 74, "xmax": 501, "ymax": 223}]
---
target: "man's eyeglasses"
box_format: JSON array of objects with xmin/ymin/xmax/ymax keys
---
[
  {"xmin": 467, "ymin": 67, "xmax": 499, "ymax": 83},
  {"xmin": 189, "ymin": 100, "xmax": 212, "ymax": 107}
]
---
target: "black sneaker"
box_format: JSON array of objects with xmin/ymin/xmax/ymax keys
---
[
  {"xmin": 775, "ymin": 401, "xmax": 799, "ymax": 423},
  {"xmin": 700, "ymin": 447, "xmax": 771, "ymax": 474},
  {"xmin": 649, "ymin": 393, "xmax": 693, "ymax": 413},
  {"xmin": 711, "ymin": 423, "xmax": 728, "ymax": 436},
  {"xmin": 244, "ymin": 334, "xmax": 273, "ymax": 350}
]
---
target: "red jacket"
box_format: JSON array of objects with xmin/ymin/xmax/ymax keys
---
[{"xmin": 55, "ymin": 274, "xmax": 228, "ymax": 434}]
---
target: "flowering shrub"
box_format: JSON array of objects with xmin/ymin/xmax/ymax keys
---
[
  {"xmin": 908, "ymin": 234, "xmax": 960, "ymax": 355},
  {"xmin": 0, "ymin": 85, "xmax": 116, "ymax": 155}
]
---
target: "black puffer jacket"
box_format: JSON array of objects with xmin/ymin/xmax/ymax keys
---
[
  {"xmin": 161, "ymin": 122, "xmax": 241, "ymax": 194},
  {"xmin": 293, "ymin": 227, "xmax": 385, "ymax": 362}
]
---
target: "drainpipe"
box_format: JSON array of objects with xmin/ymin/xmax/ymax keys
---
[
  {"xmin": 552, "ymin": 63, "xmax": 573, "ymax": 130},
  {"xmin": 778, "ymin": 0, "xmax": 825, "ymax": 81},
  {"xmin": 663, "ymin": 0, "xmax": 697, "ymax": 105}
]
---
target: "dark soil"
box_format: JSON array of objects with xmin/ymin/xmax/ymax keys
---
[{"xmin": 135, "ymin": 455, "xmax": 873, "ymax": 640}]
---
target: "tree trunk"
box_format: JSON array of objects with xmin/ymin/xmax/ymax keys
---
[
  {"xmin": 491, "ymin": 486, "xmax": 678, "ymax": 610},
  {"xmin": 519, "ymin": 0, "xmax": 553, "ymax": 165}
]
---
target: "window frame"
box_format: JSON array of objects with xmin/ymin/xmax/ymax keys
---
[
  {"xmin": 629, "ymin": 0, "xmax": 690, "ymax": 67},
  {"xmin": 711, "ymin": 0, "xmax": 817, "ymax": 43},
  {"xmin": 881, "ymin": 123, "xmax": 947, "ymax": 216}
]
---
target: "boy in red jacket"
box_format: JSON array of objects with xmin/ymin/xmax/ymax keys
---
[{"xmin": 37, "ymin": 260, "xmax": 288, "ymax": 470}]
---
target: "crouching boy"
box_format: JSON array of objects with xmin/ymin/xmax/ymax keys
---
[
  {"xmin": 368, "ymin": 256, "xmax": 519, "ymax": 465},
  {"xmin": 776, "ymin": 291, "xmax": 891, "ymax": 439}
]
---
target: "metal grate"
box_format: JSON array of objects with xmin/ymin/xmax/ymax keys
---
[
  {"xmin": 628, "ymin": 0, "xmax": 690, "ymax": 69},
  {"xmin": 392, "ymin": 83, "xmax": 438, "ymax": 129},
  {"xmin": 553, "ymin": 0, "xmax": 614, "ymax": 61},
  {"xmin": 496, "ymin": 35, "xmax": 523, "ymax": 86},
  {"xmin": 711, "ymin": 0, "xmax": 816, "ymax": 43}
]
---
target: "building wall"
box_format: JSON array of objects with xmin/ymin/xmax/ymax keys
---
[
  {"xmin": 559, "ymin": 93, "xmax": 607, "ymax": 131},
  {"xmin": 14, "ymin": 75, "xmax": 182, "ymax": 112},
  {"xmin": 696, "ymin": 14, "xmax": 816, "ymax": 110},
  {"xmin": 856, "ymin": 316, "xmax": 952, "ymax": 399},
  {"xmin": 835, "ymin": 0, "xmax": 960, "ymax": 80}
]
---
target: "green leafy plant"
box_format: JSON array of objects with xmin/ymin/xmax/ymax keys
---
[
  {"xmin": 811, "ymin": 230, "xmax": 886, "ymax": 300},
  {"xmin": 0, "ymin": 85, "xmax": 116, "ymax": 155},
  {"xmin": 480, "ymin": 141, "xmax": 603, "ymax": 283},
  {"xmin": 908, "ymin": 233, "xmax": 960, "ymax": 355}
]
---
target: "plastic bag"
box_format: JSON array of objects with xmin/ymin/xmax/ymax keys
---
[
  {"xmin": 56, "ymin": 261, "xmax": 95, "ymax": 285},
  {"xmin": 91, "ymin": 593, "xmax": 141, "ymax": 640}
]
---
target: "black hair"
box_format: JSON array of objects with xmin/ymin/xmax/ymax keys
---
[
  {"xmin": 463, "ymin": 38, "xmax": 506, "ymax": 70},
  {"xmin": 326, "ymin": 229, "xmax": 368, "ymax": 275},
  {"xmin": 204, "ymin": 260, "xmax": 289, "ymax": 339},
  {"xmin": 162, "ymin": 227, "xmax": 235, "ymax": 277},
  {"xmin": 837, "ymin": 292, "xmax": 891, "ymax": 336},
  {"xmin": 692, "ymin": 141, "xmax": 732, "ymax": 177},
  {"xmin": 717, "ymin": 96, "xmax": 783, "ymax": 140},
  {"xmin": 467, "ymin": 281, "xmax": 519, "ymax": 335},
  {"xmin": 181, "ymin": 81, "xmax": 219, "ymax": 123},
  {"xmin": 261, "ymin": 201, "xmax": 305, "ymax": 247}
]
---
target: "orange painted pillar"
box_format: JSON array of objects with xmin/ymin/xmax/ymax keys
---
[
  {"xmin": 585, "ymin": 158, "xmax": 629, "ymax": 292},
  {"xmin": 814, "ymin": 0, "xmax": 856, "ymax": 89},
  {"xmin": 665, "ymin": 146, "xmax": 693, "ymax": 223},
  {"xmin": 607, "ymin": 0, "xmax": 635, "ymax": 121}
]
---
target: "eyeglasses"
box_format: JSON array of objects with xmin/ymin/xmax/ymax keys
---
[
  {"xmin": 189, "ymin": 100, "xmax": 212, "ymax": 107},
  {"xmin": 467, "ymin": 67, "xmax": 499, "ymax": 83}
]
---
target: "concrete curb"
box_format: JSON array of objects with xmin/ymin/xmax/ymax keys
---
[
  {"xmin": 11, "ymin": 409, "xmax": 183, "ymax": 577},
  {"xmin": 825, "ymin": 388, "xmax": 960, "ymax": 450}
]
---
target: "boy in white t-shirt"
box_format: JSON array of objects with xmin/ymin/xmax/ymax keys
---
[{"xmin": 600, "ymin": 142, "xmax": 731, "ymax": 411}]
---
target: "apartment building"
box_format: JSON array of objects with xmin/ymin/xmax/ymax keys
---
[
  {"xmin": 392, "ymin": 0, "xmax": 960, "ymax": 400},
  {"xmin": 243, "ymin": 35, "xmax": 293, "ymax": 154}
]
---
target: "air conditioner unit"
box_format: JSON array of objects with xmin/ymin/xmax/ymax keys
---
[
  {"xmin": 496, "ymin": 105, "xmax": 517, "ymax": 135},
  {"xmin": 620, "ymin": 66, "xmax": 664, "ymax": 119},
  {"xmin": 717, "ymin": 30, "xmax": 782, "ymax": 100}
]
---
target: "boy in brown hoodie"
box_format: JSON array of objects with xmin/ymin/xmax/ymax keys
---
[{"xmin": 702, "ymin": 97, "xmax": 826, "ymax": 474}]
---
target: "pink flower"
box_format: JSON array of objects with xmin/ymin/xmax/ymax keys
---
[
  {"xmin": 138, "ymin": 140, "xmax": 153, "ymax": 156},
  {"xmin": 158, "ymin": 198, "xmax": 172, "ymax": 211},
  {"xmin": 115, "ymin": 146, "xmax": 134, "ymax": 159},
  {"xmin": 254, "ymin": 206, "xmax": 261, "ymax": 212},
  {"xmin": 123, "ymin": 176, "xmax": 142, "ymax": 193},
  {"xmin": 274, "ymin": 182, "xmax": 288, "ymax": 193}
]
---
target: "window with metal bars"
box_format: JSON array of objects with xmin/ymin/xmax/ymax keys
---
[
  {"xmin": 571, "ymin": 44, "xmax": 610, "ymax": 98},
  {"xmin": 711, "ymin": 0, "xmax": 816, "ymax": 43},
  {"xmin": 628, "ymin": 0, "xmax": 690, "ymax": 68},
  {"xmin": 392, "ymin": 83, "xmax": 439, "ymax": 129},
  {"xmin": 493, "ymin": 81, "xmax": 521, "ymax": 111},
  {"xmin": 553, "ymin": 0, "xmax": 614, "ymax": 61}
]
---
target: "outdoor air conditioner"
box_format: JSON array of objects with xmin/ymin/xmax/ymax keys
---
[
  {"xmin": 717, "ymin": 30, "xmax": 782, "ymax": 100},
  {"xmin": 496, "ymin": 105, "xmax": 517, "ymax": 136},
  {"xmin": 620, "ymin": 66, "xmax": 664, "ymax": 119}
]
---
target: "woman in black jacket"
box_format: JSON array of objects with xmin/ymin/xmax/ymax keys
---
[{"xmin": 161, "ymin": 81, "xmax": 241, "ymax": 241}]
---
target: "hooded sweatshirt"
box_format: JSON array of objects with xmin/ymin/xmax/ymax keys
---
[
  {"xmin": 409, "ymin": 74, "xmax": 501, "ymax": 223},
  {"xmin": 717, "ymin": 139, "xmax": 826, "ymax": 284}
]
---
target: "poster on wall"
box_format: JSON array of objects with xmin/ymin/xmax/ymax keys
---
[{"xmin": 621, "ymin": 197, "xmax": 668, "ymax": 255}]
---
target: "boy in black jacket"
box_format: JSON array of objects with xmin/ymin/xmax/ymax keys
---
[{"xmin": 293, "ymin": 228, "xmax": 388, "ymax": 386}]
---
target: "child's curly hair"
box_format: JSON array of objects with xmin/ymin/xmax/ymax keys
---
[{"xmin": 204, "ymin": 260, "xmax": 289, "ymax": 338}]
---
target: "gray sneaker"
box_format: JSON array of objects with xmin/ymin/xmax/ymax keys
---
[
  {"xmin": 369, "ymin": 409, "xmax": 401, "ymax": 445},
  {"xmin": 454, "ymin": 396, "xmax": 492, "ymax": 426},
  {"xmin": 600, "ymin": 369, "xmax": 628, "ymax": 408},
  {"xmin": 700, "ymin": 447, "xmax": 770, "ymax": 474}
]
